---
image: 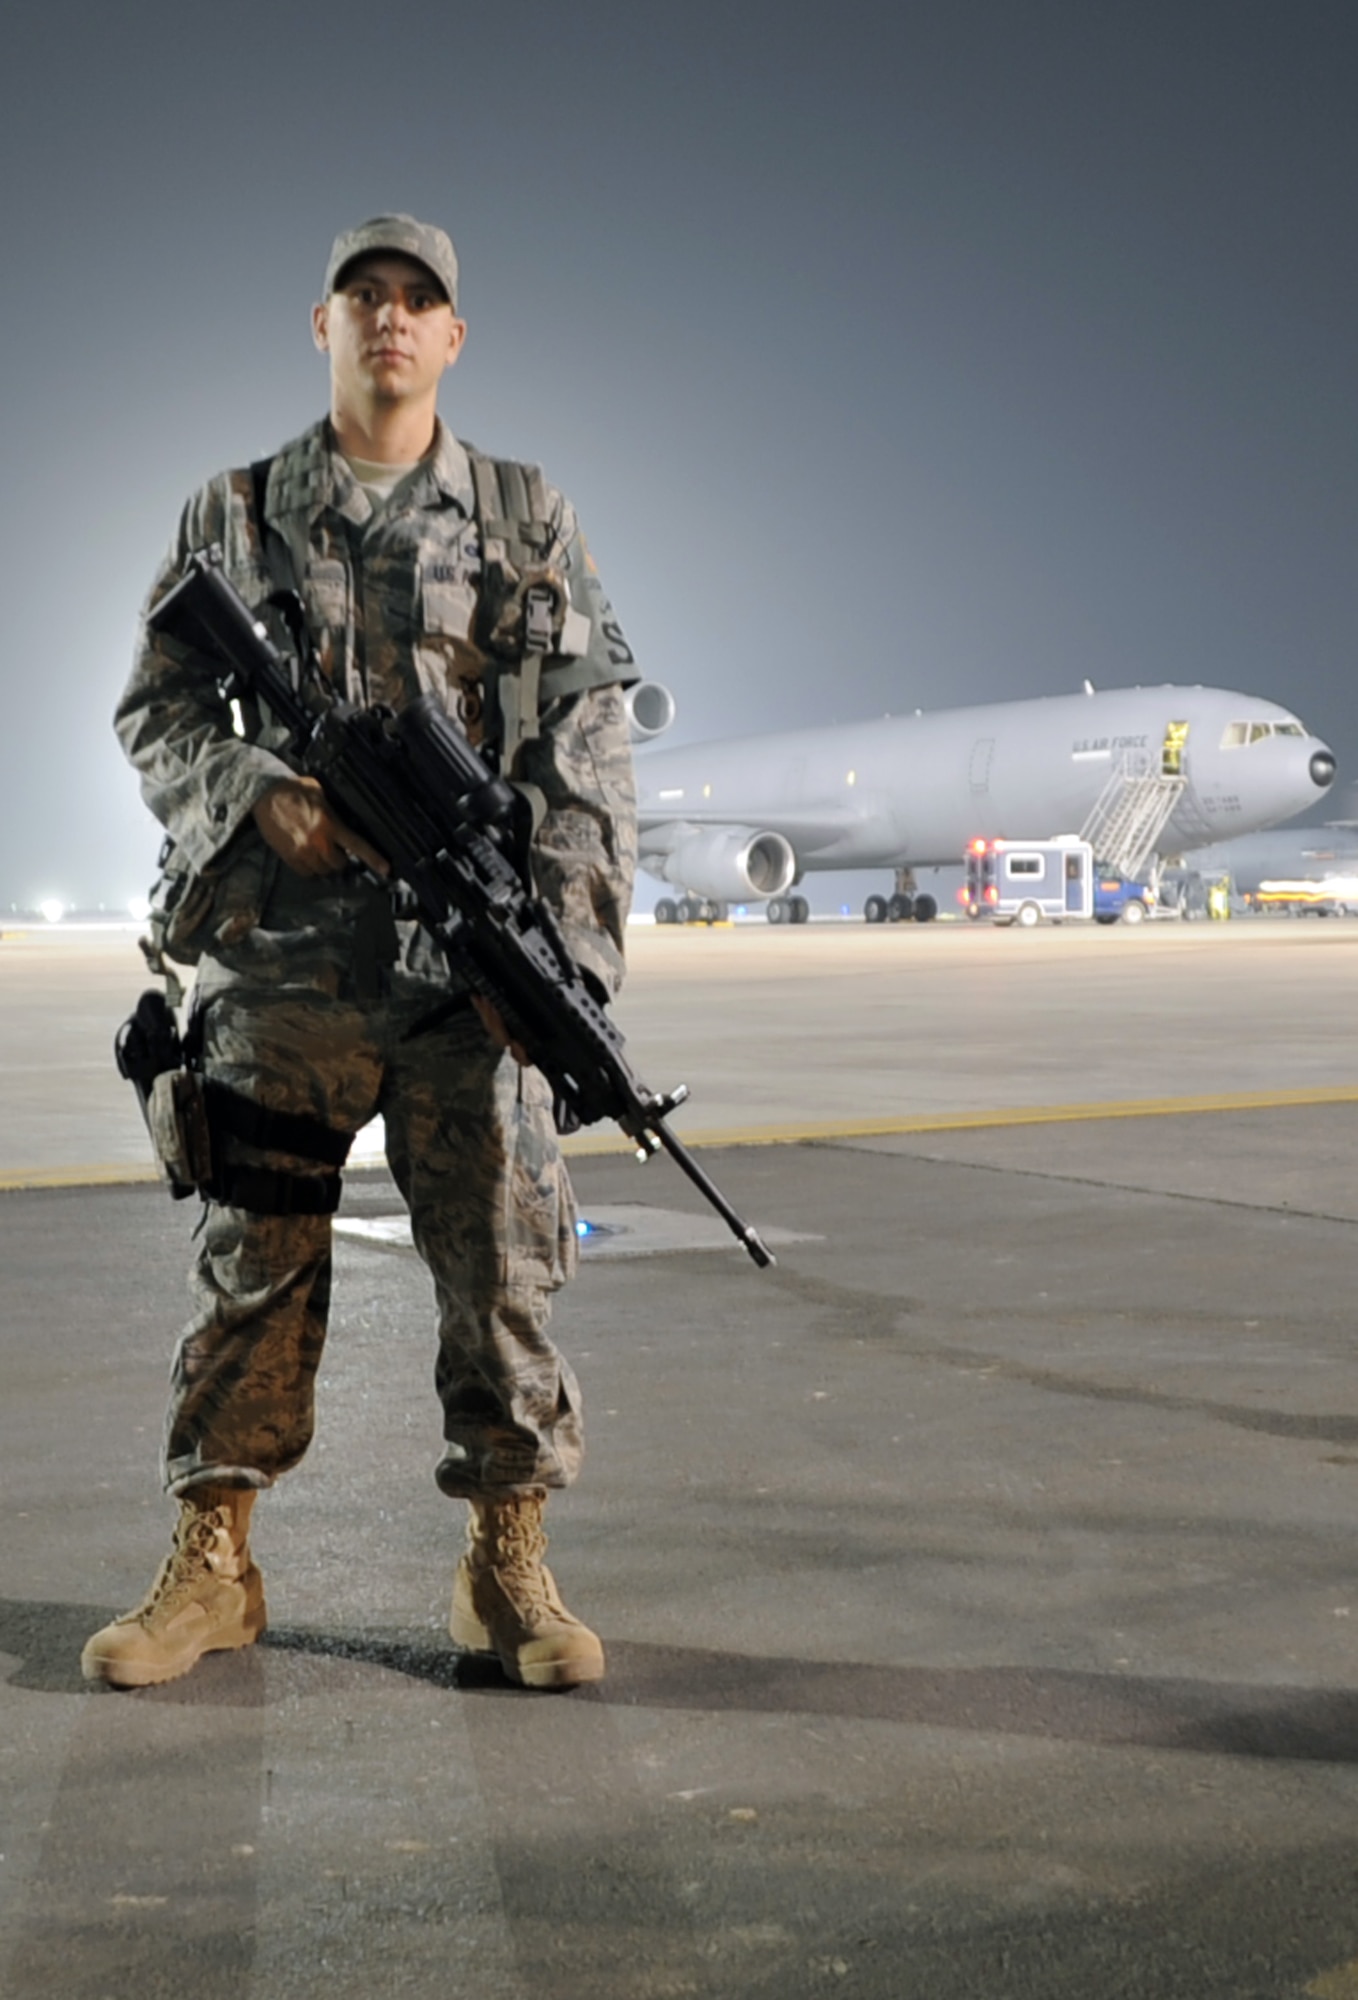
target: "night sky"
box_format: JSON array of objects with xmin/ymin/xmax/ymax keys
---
[{"xmin": 4, "ymin": 0, "xmax": 1355, "ymax": 912}]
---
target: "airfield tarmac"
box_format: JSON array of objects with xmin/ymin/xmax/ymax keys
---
[{"xmin": 5, "ymin": 917, "xmax": 1358, "ymax": 1998}]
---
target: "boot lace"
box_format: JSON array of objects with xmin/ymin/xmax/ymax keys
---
[
  {"xmin": 480, "ymin": 1502, "xmax": 560, "ymax": 1619},
  {"xmin": 135, "ymin": 1510, "xmax": 235, "ymax": 1622}
]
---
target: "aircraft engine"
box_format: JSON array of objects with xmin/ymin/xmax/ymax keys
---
[
  {"xmin": 624, "ymin": 681, "xmax": 677, "ymax": 742},
  {"xmin": 654, "ymin": 827, "xmax": 797, "ymax": 902}
]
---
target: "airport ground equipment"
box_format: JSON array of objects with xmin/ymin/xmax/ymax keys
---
[
  {"xmin": 964, "ymin": 837, "xmax": 1154, "ymax": 927},
  {"xmin": 1078, "ymin": 745, "xmax": 1186, "ymax": 882},
  {"xmin": 139, "ymin": 548, "xmax": 775, "ymax": 1269}
]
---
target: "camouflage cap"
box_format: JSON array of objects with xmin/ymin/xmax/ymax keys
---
[{"xmin": 323, "ymin": 214, "xmax": 459, "ymax": 308}]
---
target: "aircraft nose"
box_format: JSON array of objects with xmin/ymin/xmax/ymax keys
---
[{"xmin": 1311, "ymin": 749, "xmax": 1337, "ymax": 789}]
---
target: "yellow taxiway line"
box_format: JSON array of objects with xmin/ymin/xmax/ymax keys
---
[
  {"xmin": 5, "ymin": 1084, "xmax": 1358, "ymax": 1191},
  {"xmin": 558, "ymin": 1083, "xmax": 1358, "ymax": 1154}
]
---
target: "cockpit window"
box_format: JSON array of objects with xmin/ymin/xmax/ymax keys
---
[{"xmin": 1221, "ymin": 718, "xmax": 1307, "ymax": 748}]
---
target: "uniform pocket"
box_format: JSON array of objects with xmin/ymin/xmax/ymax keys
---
[
  {"xmin": 507, "ymin": 1063, "xmax": 580, "ymax": 1289},
  {"xmin": 304, "ymin": 560, "xmax": 350, "ymax": 634}
]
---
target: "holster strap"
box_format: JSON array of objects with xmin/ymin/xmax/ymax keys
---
[
  {"xmin": 203, "ymin": 1081, "xmax": 354, "ymax": 1168},
  {"xmin": 211, "ymin": 1163, "xmax": 343, "ymax": 1217}
]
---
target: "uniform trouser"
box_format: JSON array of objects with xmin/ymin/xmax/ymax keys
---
[{"xmin": 164, "ymin": 966, "xmax": 582, "ymax": 1501}]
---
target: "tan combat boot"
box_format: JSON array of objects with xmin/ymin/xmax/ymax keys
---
[
  {"xmin": 81, "ymin": 1485, "xmax": 266, "ymax": 1689},
  {"xmin": 449, "ymin": 1488, "xmax": 605, "ymax": 1690}
]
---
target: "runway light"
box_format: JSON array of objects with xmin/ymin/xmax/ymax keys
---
[
  {"xmin": 38, "ymin": 898, "xmax": 64, "ymax": 924},
  {"xmin": 575, "ymin": 1217, "xmax": 620, "ymax": 1242}
]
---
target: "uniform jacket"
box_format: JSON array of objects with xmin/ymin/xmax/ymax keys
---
[{"xmin": 115, "ymin": 420, "xmax": 638, "ymax": 998}]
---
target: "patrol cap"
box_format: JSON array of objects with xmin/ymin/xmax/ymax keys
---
[{"xmin": 323, "ymin": 214, "xmax": 459, "ymax": 309}]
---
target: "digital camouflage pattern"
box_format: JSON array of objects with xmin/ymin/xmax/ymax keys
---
[
  {"xmin": 115, "ymin": 418, "xmax": 636, "ymax": 1499},
  {"xmin": 168, "ymin": 972, "xmax": 582, "ymax": 1498}
]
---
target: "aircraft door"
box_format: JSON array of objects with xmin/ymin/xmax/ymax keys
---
[
  {"xmin": 969, "ymin": 738, "xmax": 995, "ymax": 795},
  {"xmin": 1162, "ymin": 721, "xmax": 1190, "ymax": 776}
]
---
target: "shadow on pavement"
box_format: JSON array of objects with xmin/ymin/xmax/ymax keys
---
[{"xmin": 8, "ymin": 1598, "xmax": 1358, "ymax": 1763}]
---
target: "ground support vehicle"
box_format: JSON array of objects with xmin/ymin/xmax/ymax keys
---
[{"xmin": 964, "ymin": 837, "xmax": 1155, "ymax": 927}]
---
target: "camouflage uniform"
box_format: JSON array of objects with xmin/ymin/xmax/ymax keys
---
[{"xmin": 115, "ymin": 417, "xmax": 638, "ymax": 1501}]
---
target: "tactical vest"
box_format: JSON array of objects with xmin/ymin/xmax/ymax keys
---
[{"xmin": 253, "ymin": 444, "xmax": 603, "ymax": 780}]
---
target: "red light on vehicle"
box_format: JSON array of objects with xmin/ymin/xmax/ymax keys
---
[
  {"xmin": 985, "ymin": 885, "xmax": 997, "ymax": 903},
  {"xmin": 956, "ymin": 886, "xmax": 970, "ymax": 906},
  {"xmin": 969, "ymin": 838, "xmax": 987, "ymax": 854}
]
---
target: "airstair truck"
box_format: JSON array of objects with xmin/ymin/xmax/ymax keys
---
[{"xmin": 964, "ymin": 837, "xmax": 1153, "ymax": 927}]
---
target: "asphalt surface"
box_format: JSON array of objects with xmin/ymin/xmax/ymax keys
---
[{"xmin": 4, "ymin": 920, "xmax": 1358, "ymax": 1998}]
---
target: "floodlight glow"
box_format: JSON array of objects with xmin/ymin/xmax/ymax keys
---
[
  {"xmin": 127, "ymin": 895, "xmax": 152, "ymax": 922},
  {"xmin": 38, "ymin": 898, "xmax": 64, "ymax": 924}
]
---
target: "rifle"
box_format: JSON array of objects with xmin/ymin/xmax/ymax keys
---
[{"xmin": 147, "ymin": 548, "xmax": 775, "ymax": 1268}]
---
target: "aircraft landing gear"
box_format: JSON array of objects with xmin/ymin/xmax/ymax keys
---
[
  {"xmin": 865, "ymin": 890, "xmax": 938, "ymax": 923},
  {"xmin": 654, "ymin": 897, "xmax": 727, "ymax": 925},
  {"xmin": 766, "ymin": 895, "xmax": 809, "ymax": 925},
  {"xmin": 866, "ymin": 872, "xmax": 938, "ymax": 924}
]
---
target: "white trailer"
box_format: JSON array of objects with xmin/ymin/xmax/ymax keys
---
[{"xmin": 965, "ymin": 836, "xmax": 1093, "ymax": 926}]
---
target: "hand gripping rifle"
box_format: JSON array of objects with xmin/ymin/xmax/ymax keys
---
[{"xmin": 147, "ymin": 548, "xmax": 775, "ymax": 1268}]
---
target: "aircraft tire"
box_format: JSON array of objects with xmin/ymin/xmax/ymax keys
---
[
  {"xmin": 864, "ymin": 895, "xmax": 888, "ymax": 924},
  {"xmin": 888, "ymin": 893, "xmax": 914, "ymax": 923},
  {"xmin": 1016, "ymin": 902, "xmax": 1041, "ymax": 928},
  {"xmin": 789, "ymin": 895, "xmax": 810, "ymax": 925},
  {"xmin": 654, "ymin": 898, "xmax": 678, "ymax": 926},
  {"xmin": 913, "ymin": 894, "xmax": 937, "ymax": 923},
  {"xmin": 766, "ymin": 898, "xmax": 787, "ymax": 925},
  {"xmin": 677, "ymin": 897, "xmax": 701, "ymax": 924}
]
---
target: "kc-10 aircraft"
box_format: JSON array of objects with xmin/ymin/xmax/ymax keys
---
[{"xmin": 625, "ymin": 681, "xmax": 1336, "ymax": 922}]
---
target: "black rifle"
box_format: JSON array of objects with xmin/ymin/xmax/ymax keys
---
[{"xmin": 147, "ymin": 547, "xmax": 774, "ymax": 1268}]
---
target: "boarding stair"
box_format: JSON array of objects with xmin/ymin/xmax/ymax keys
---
[{"xmin": 1079, "ymin": 751, "xmax": 1186, "ymax": 881}]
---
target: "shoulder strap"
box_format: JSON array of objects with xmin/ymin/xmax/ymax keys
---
[
  {"xmin": 249, "ymin": 456, "xmax": 298, "ymax": 595},
  {"xmin": 466, "ymin": 450, "xmax": 559, "ymax": 780},
  {"xmin": 468, "ymin": 452, "xmax": 554, "ymax": 568}
]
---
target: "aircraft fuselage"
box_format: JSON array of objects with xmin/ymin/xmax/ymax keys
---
[{"xmin": 637, "ymin": 685, "xmax": 1335, "ymax": 880}]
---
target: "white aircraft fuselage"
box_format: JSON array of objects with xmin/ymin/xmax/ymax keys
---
[{"xmin": 635, "ymin": 684, "xmax": 1336, "ymax": 903}]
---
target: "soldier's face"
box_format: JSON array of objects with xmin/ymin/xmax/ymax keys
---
[{"xmin": 312, "ymin": 254, "xmax": 466, "ymax": 409}]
